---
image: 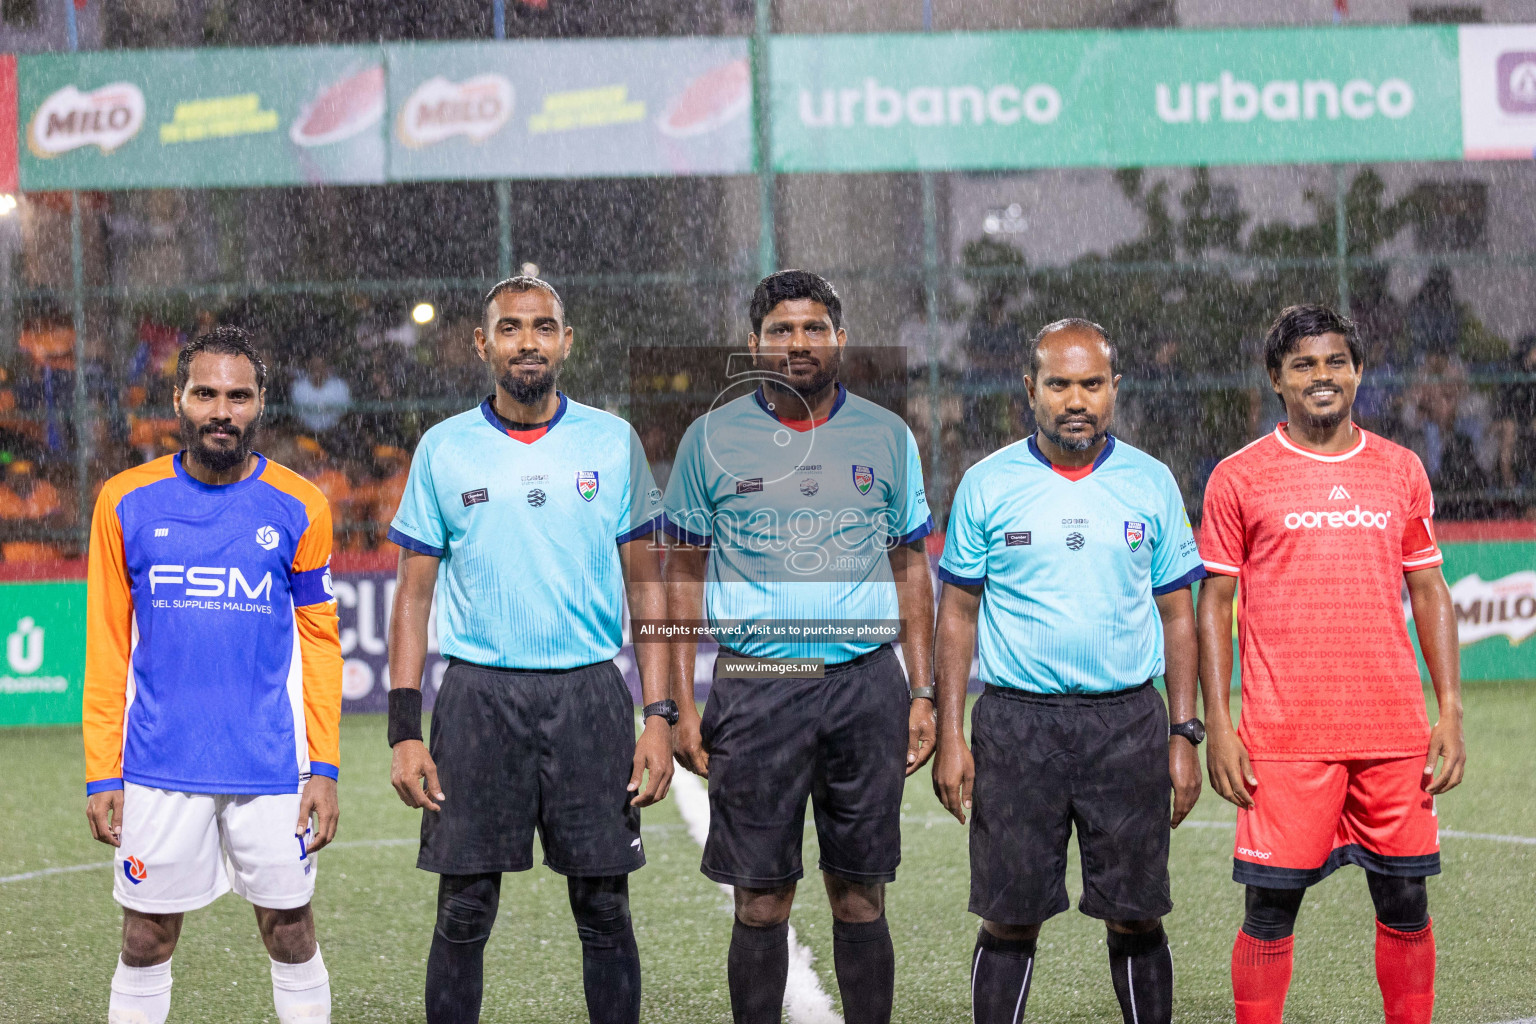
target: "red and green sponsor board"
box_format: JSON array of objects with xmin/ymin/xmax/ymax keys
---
[
  {"xmin": 10, "ymin": 24, "xmax": 1536, "ymax": 189},
  {"xmin": 19, "ymin": 45, "xmax": 387, "ymax": 189},
  {"xmin": 0, "ymin": 581, "xmax": 86, "ymax": 727},
  {"xmin": 0, "ymin": 536, "xmax": 1528, "ymax": 728},
  {"xmin": 383, "ymin": 37, "xmax": 751, "ymax": 181}
]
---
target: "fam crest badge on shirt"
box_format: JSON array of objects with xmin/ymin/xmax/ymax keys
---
[
  {"xmin": 577, "ymin": 471, "xmax": 599, "ymax": 502},
  {"xmin": 852, "ymin": 464, "xmax": 874, "ymax": 495},
  {"xmin": 1124, "ymin": 521, "xmax": 1146, "ymax": 552}
]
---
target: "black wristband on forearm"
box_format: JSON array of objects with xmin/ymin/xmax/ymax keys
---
[{"xmin": 388, "ymin": 688, "xmax": 424, "ymax": 747}]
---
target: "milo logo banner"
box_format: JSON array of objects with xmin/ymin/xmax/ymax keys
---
[
  {"xmin": 384, "ymin": 37, "xmax": 751, "ymax": 180},
  {"xmin": 1412, "ymin": 540, "xmax": 1536, "ymax": 682},
  {"xmin": 19, "ymin": 45, "xmax": 386, "ymax": 189},
  {"xmin": 0, "ymin": 581, "xmax": 86, "ymax": 727},
  {"xmin": 772, "ymin": 26, "xmax": 1463, "ymax": 172}
]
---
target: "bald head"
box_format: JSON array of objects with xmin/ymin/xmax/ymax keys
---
[{"xmin": 1027, "ymin": 317, "xmax": 1116, "ymax": 378}]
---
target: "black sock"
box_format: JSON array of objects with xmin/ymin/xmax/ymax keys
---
[
  {"xmin": 970, "ymin": 927, "xmax": 1036, "ymax": 1024},
  {"xmin": 1107, "ymin": 926, "xmax": 1173, "ymax": 1024},
  {"xmin": 728, "ymin": 918, "xmax": 789, "ymax": 1024},
  {"xmin": 832, "ymin": 916, "xmax": 895, "ymax": 1024},
  {"xmin": 568, "ymin": 876, "xmax": 641, "ymax": 1024},
  {"xmin": 426, "ymin": 873, "xmax": 501, "ymax": 1024}
]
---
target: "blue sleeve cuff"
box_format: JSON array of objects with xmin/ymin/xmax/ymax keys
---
[
  {"xmin": 1152, "ymin": 564, "xmax": 1207, "ymax": 596},
  {"xmin": 896, "ymin": 514, "xmax": 935, "ymax": 546},
  {"xmin": 937, "ymin": 565, "xmax": 985, "ymax": 587},
  {"xmin": 388, "ymin": 526, "xmax": 445, "ymax": 558},
  {"xmin": 661, "ymin": 513, "xmax": 711, "ymax": 547},
  {"xmin": 86, "ymin": 778, "xmax": 123, "ymax": 795},
  {"xmin": 616, "ymin": 514, "xmax": 663, "ymax": 545},
  {"xmin": 308, "ymin": 762, "xmax": 339, "ymax": 780},
  {"xmin": 291, "ymin": 564, "xmax": 334, "ymax": 606}
]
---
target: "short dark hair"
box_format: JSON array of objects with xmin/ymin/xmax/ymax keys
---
[
  {"xmin": 176, "ymin": 325, "xmax": 267, "ymax": 392},
  {"xmin": 1027, "ymin": 317, "xmax": 1117, "ymax": 376},
  {"xmin": 1263, "ymin": 304, "xmax": 1362, "ymax": 375},
  {"xmin": 483, "ymin": 275, "xmax": 564, "ymax": 322},
  {"xmin": 749, "ymin": 270, "xmax": 843, "ymax": 336}
]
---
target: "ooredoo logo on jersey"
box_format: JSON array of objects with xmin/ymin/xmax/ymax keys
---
[{"xmin": 1283, "ymin": 505, "xmax": 1392, "ymax": 531}]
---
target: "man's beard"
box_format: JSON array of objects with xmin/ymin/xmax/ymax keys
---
[
  {"xmin": 180, "ymin": 413, "xmax": 257, "ymax": 473},
  {"xmin": 1040, "ymin": 414, "xmax": 1107, "ymax": 453},
  {"xmin": 1294, "ymin": 385, "xmax": 1351, "ymax": 433},
  {"xmin": 761, "ymin": 350, "xmax": 841, "ymax": 400},
  {"xmin": 499, "ymin": 359, "xmax": 559, "ymax": 406}
]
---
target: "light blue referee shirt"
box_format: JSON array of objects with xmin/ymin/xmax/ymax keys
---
[
  {"xmin": 389, "ymin": 394, "xmax": 664, "ymax": 670},
  {"xmin": 663, "ymin": 383, "xmax": 933, "ymax": 663},
  {"xmin": 938, "ymin": 435, "xmax": 1204, "ymax": 695}
]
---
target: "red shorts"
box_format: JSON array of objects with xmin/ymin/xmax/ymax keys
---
[{"xmin": 1233, "ymin": 757, "xmax": 1441, "ymax": 888}]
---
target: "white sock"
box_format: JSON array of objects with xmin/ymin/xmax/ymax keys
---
[
  {"xmin": 271, "ymin": 947, "xmax": 331, "ymax": 1024},
  {"xmin": 109, "ymin": 956, "xmax": 172, "ymax": 1024}
]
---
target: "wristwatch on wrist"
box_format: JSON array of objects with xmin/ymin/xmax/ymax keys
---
[
  {"xmin": 1170, "ymin": 718, "xmax": 1206, "ymax": 746},
  {"xmin": 909, "ymin": 686, "xmax": 936, "ymax": 702},
  {"xmin": 643, "ymin": 699, "xmax": 680, "ymax": 727}
]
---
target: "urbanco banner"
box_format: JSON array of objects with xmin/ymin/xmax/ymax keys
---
[{"xmin": 770, "ymin": 26, "xmax": 1464, "ymax": 172}]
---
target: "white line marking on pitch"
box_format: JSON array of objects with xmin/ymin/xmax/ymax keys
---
[
  {"xmin": 1439, "ymin": 829, "xmax": 1536, "ymax": 846},
  {"xmin": 671, "ymin": 769, "xmax": 842, "ymax": 1024},
  {"xmin": 0, "ymin": 861, "xmax": 112, "ymax": 884},
  {"xmin": 5, "ymin": 820, "xmax": 1530, "ymax": 887},
  {"xmin": 3, "ymin": 809, "xmax": 1531, "ymax": 1024}
]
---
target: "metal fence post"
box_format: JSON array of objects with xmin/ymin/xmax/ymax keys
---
[
  {"xmin": 1334, "ymin": 163, "xmax": 1350, "ymax": 317},
  {"xmin": 920, "ymin": 0, "xmax": 941, "ymax": 505},
  {"xmin": 753, "ymin": 0, "xmax": 775, "ymax": 278},
  {"xmin": 493, "ymin": 0, "xmax": 513, "ymax": 279},
  {"xmin": 921, "ymin": 175, "xmax": 942, "ymax": 509},
  {"xmin": 66, "ymin": 0, "xmax": 91, "ymax": 549}
]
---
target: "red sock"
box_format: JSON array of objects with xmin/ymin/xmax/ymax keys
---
[
  {"xmin": 1376, "ymin": 919, "xmax": 1435, "ymax": 1024},
  {"xmin": 1232, "ymin": 931, "xmax": 1293, "ymax": 1024}
]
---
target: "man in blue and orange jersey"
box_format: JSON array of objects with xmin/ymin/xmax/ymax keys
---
[{"xmin": 83, "ymin": 326, "xmax": 343, "ymax": 1024}]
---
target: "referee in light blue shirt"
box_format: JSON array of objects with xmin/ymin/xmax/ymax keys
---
[
  {"xmin": 931, "ymin": 319, "xmax": 1206, "ymax": 1024},
  {"xmin": 664, "ymin": 270, "xmax": 935, "ymax": 1024},
  {"xmin": 384, "ymin": 276, "xmax": 673, "ymax": 1024}
]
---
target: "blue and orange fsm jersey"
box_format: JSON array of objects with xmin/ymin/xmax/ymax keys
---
[{"xmin": 83, "ymin": 453, "xmax": 343, "ymax": 796}]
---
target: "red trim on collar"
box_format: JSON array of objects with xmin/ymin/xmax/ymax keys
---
[
  {"xmin": 503, "ymin": 425, "xmax": 549, "ymax": 444},
  {"xmin": 776, "ymin": 413, "xmax": 831, "ymax": 433},
  {"xmin": 1051, "ymin": 462, "xmax": 1094, "ymax": 482}
]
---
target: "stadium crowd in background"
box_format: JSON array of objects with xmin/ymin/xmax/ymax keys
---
[{"xmin": 0, "ymin": 266, "xmax": 1533, "ymax": 563}]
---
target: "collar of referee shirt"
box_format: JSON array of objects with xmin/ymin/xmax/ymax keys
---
[
  {"xmin": 753, "ymin": 381, "xmax": 847, "ymax": 431},
  {"xmin": 1027, "ymin": 433, "xmax": 1117, "ymax": 481},
  {"xmin": 480, "ymin": 392, "xmax": 568, "ymax": 444}
]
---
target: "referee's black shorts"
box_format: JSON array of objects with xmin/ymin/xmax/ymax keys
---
[
  {"xmin": 969, "ymin": 681, "xmax": 1172, "ymax": 925},
  {"xmin": 417, "ymin": 657, "xmax": 644, "ymax": 878},
  {"xmin": 700, "ymin": 644, "xmax": 908, "ymax": 888}
]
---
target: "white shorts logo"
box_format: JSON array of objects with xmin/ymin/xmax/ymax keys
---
[{"xmin": 1237, "ymin": 846, "xmax": 1273, "ymax": 860}]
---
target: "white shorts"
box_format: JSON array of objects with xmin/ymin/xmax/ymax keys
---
[{"xmin": 113, "ymin": 782, "xmax": 317, "ymax": 914}]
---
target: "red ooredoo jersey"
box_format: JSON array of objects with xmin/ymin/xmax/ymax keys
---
[{"xmin": 1200, "ymin": 425, "xmax": 1442, "ymax": 760}]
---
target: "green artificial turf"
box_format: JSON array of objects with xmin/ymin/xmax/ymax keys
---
[{"xmin": 2, "ymin": 681, "xmax": 1532, "ymax": 1023}]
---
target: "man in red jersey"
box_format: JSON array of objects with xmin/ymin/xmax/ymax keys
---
[{"xmin": 1197, "ymin": 304, "xmax": 1463, "ymax": 1024}]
